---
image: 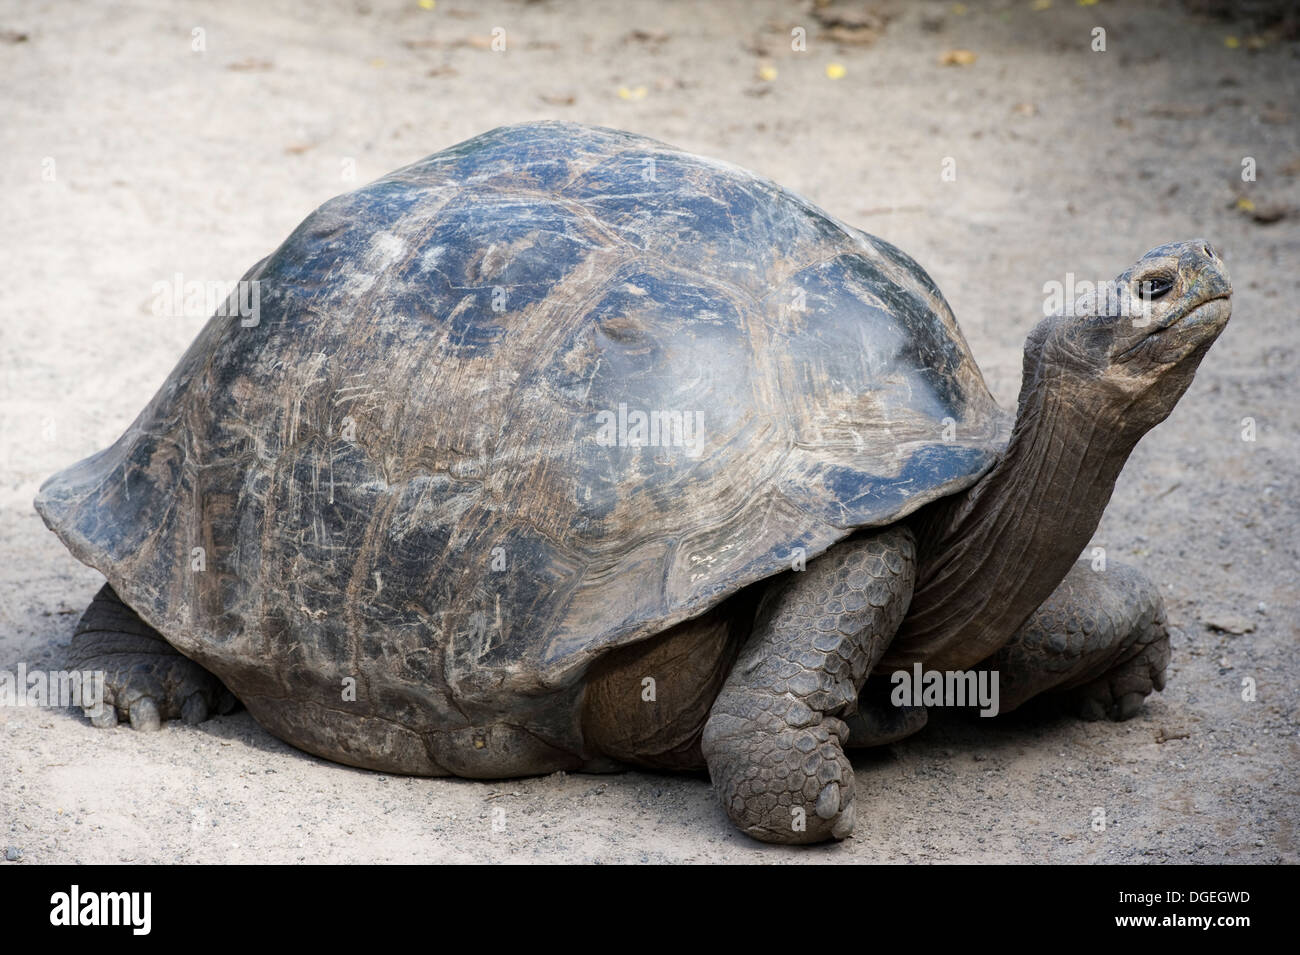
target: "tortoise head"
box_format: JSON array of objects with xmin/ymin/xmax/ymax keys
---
[
  {"xmin": 1027, "ymin": 239, "xmax": 1232, "ymax": 432},
  {"xmin": 906, "ymin": 242, "xmax": 1231, "ymax": 668}
]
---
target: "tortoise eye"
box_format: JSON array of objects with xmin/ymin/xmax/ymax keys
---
[{"xmin": 1137, "ymin": 276, "xmax": 1174, "ymax": 300}]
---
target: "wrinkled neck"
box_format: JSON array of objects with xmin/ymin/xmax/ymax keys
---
[{"xmin": 885, "ymin": 372, "xmax": 1142, "ymax": 671}]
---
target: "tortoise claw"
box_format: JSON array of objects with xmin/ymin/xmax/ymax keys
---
[
  {"xmin": 181, "ymin": 693, "xmax": 210, "ymax": 725},
  {"xmin": 815, "ymin": 781, "xmax": 842, "ymax": 820},
  {"xmin": 1114, "ymin": 691, "xmax": 1147, "ymax": 721},
  {"xmin": 87, "ymin": 703, "xmax": 119, "ymax": 729},
  {"xmin": 128, "ymin": 697, "xmax": 162, "ymax": 732}
]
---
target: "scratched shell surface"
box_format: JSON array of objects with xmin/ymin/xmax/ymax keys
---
[{"xmin": 36, "ymin": 121, "xmax": 1004, "ymax": 732}]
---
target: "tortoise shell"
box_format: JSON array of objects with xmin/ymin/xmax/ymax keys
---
[{"xmin": 36, "ymin": 122, "xmax": 1004, "ymax": 766}]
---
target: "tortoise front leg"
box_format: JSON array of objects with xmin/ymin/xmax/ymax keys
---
[
  {"xmin": 701, "ymin": 527, "xmax": 915, "ymax": 844},
  {"xmin": 982, "ymin": 560, "xmax": 1170, "ymax": 719}
]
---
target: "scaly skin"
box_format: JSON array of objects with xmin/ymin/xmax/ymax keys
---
[
  {"xmin": 67, "ymin": 584, "xmax": 234, "ymax": 730},
  {"xmin": 701, "ymin": 527, "xmax": 915, "ymax": 844},
  {"xmin": 982, "ymin": 560, "xmax": 1170, "ymax": 719}
]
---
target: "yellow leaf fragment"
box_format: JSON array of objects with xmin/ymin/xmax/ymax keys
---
[
  {"xmin": 826, "ymin": 62, "xmax": 846, "ymax": 79},
  {"xmin": 940, "ymin": 49, "xmax": 977, "ymax": 66}
]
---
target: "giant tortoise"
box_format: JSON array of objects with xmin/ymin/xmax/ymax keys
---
[{"xmin": 35, "ymin": 121, "xmax": 1231, "ymax": 844}]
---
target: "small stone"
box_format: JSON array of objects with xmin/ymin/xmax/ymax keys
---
[
  {"xmin": 1203, "ymin": 614, "xmax": 1254, "ymax": 635},
  {"xmin": 4, "ymin": 847, "xmax": 21, "ymax": 862}
]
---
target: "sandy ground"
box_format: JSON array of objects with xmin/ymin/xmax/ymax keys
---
[{"xmin": 1, "ymin": 0, "xmax": 1297, "ymax": 864}]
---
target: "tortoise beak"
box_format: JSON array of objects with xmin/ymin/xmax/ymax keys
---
[{"xmin": 1177, "ymin": 292, "xmax": 1231, "ymax": 333}]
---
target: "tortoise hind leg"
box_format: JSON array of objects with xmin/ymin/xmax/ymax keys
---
[
  {"xmin": 67, "ymin": 583, "xmax": 236, "ymax": 730},
  {"xmin": 702, "ymin": 527, "xmax": 916, "ymax": 844},
  {"xmin": 982, "ymin": 560, "xmax": 1169, "ymax": 720},
  {"xmin": 843, "ymin": 676, "xmax": 928, "ymax": 748},
  {"xmin": 582, "ymin": 594, "xmax": 752, "ymax": 771}
]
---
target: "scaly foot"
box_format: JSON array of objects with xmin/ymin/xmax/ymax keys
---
[{"xmin": 67, "ymin": 584, "xmax": 234, "ymax": 730}]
